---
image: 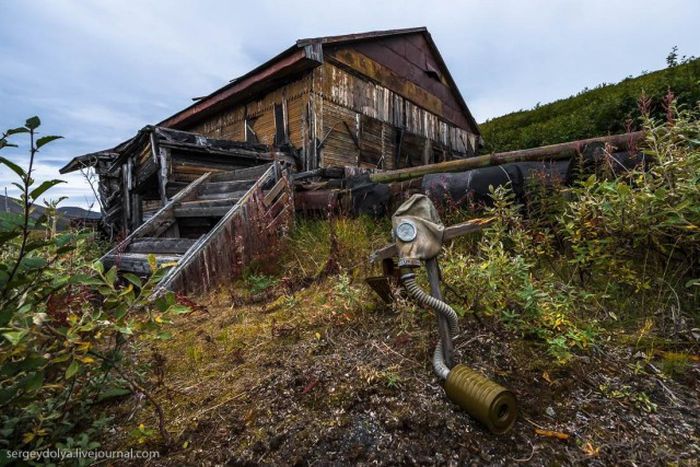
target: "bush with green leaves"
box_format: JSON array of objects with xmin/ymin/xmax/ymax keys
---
[
  {"xmin": 0, "ymin": 117, "xmax": 188, "ymax": 460},
  {"xmin": 560, "ymin": 101, "xmax": 699, "ymax": 321},
  {"xmin": 442, "ymin": 101, "xmax": 699, "ymax": 361},
  {"xmin": 442, "ymin": 186, "xmax": 598, "ymax": 363}
]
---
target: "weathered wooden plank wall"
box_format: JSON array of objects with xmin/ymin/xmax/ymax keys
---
[
  {"xmin": 311, "ymin": 61, "xmax": 478, "ymax": 170},
  {"xmin": 349, "ymin": 34, "xmax": 472, "ymax": 131},
  {"xmin": 186, "ymin": 75, "xmax": 312, "ymax": 149}
]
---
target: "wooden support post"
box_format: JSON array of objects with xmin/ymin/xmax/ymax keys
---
[{"xmin": 158, "ymin": 147, "xmax": 171, "ymax": 205}]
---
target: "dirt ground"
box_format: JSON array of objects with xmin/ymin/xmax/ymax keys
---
[{"xmin": 103, "ymin": 281, "xmax": 699, "ymax": 466}]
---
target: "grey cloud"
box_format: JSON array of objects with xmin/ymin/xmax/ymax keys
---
[{"xmin": 2, "ymin": 0, "xmax": 699, "ymax": 209}]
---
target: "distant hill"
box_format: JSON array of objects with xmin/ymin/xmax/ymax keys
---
[
  {"xmin": 0, "ymin": 194, "xmax": 100, "ymax": 230},
  {"xmin": 479, "ymin": 59, "xmax": 700, "ymax": 153},
  {"xmin": 56, "ymin": 206, "xmax": 101, "ymax": 220}
]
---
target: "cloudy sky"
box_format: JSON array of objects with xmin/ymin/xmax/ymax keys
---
[{"xmin": 1, "ymin": 0, "xmax": 699, "ymax": 209}]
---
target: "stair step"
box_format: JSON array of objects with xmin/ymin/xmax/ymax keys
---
[
  {"xmin": 127, "ymin": 237, "xmax": 198, "ymax": 254},
  {"xmin": 174, "ymin": 205, "xmax": 233, "ymax": 218},
  {"xmin": 178, "ymin": 197, "xmax": 240, "ymax": 208},
  {"xmin": 202, "ymin": 179, "xmax": 256, "ymax": 193},
  {"xmin": 198, "ymin": 189, "xmax": 248, "ymax": 200},
  {"xmin": 209, "ymin": 164, "xmax": 272, "ymax": 182},
  {"xmin": 103, "ymin": 253, "xmax": 181, "ymax": 275}
]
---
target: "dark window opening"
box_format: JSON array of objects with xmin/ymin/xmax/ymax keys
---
[
  {"xmin": 244, "ymin": 117, "xmax": 259, "ymax": 144},
  {"xmin": 274, "ymin": 103, "xmax": 288, "ymax": 145},
  {"xmin": 425, "ymin": 61, "xmax": 442, "ymax": 81}
]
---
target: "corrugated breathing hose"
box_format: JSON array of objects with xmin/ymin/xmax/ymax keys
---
[
  {"xmin": 401, "ymin": 271, "xmax": 457, "ymax": 380},
  {"xmin": 400, "ymin": 269, "xmax": 518, "ymax": 433}
]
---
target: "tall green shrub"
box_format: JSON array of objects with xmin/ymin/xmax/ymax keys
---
[{"xmin": 0, "ymin": 118, "xmax": 188, "ymax": 459}]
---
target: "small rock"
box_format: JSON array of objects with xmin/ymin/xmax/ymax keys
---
[{"xmin": 546, "ymin": 406, "xmax": 556, "ymax": 417}]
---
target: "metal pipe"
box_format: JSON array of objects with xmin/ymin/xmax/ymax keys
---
[
  {"xmin": 369, "ymin": 131, "xmax": 645, "ymax": 184},
  {"xmin": 426, "ymin": 258, "xmax": 453, "ymax": 368}
]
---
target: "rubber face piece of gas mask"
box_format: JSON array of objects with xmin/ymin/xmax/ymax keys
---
[{"xmin": 391, "ymin": 194, "xmax": 444, "ymax": 267}]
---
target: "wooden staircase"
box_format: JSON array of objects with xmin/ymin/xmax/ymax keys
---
[{"xmin": 101, "ymin": 161, "xmax": 294, "ymax": 295}]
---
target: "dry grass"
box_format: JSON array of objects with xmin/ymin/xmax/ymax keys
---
[{"xmin": 100, "ymin": 216, "xmax": 699, "ymax": 465}]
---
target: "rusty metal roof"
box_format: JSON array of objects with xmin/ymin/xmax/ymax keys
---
[{"xmin": 295, "ymin": 27, "xmax": 428, "ymax": 47}]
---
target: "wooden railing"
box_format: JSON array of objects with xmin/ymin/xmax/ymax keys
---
[{"xmin": 154, "ymin": 161, "xmax": 294, "ymax": 295}]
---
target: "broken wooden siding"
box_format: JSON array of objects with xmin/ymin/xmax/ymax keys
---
[
  {"xmin": 311, "ymin": 62, "xmax": 477, "ymax": 170},
  {"xmin": 341, "ymin": 33, "xmax": 473, "ymax": 131},
  {"xmin": 156, "ymin": 163, "xmax": 294, "ymax": 295},
  {"xmin": 185, "ymin": 73, "xmax": 312, "ymax": 149},
  {"xmin": 91, "ymin": 127, "xmax": 289, "ymax": 235}
]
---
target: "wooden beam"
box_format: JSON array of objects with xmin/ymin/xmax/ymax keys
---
[
  {"xmin": 178, "ymin": 197, "xmax": 240, "ymax": 208},
  {"xmin": 198, "ymin": 189, "xmax": 248, "ymax": 201},
  {"xmin": 158, "ymin": 147, "xmax": 171, "ymax": 204},
  {"xmin": 174, "ymin": 206, "xmax": 233, "ymax": 218},
  {"xmin": 103, "ymin": 253, "xmax": 181, "ymax": 275},
  {"xmin": 202, "ymin": 179, "xmax": 256, "ymax": 194},
  {"xmin": 263, "ymin": 177, "xmax": 287, "ymax": 207},
  {"xmin": 128, "ymin": 238, "xmax": 197, "ymax": 254},
  {"xmin": 209, "ymin": 163, "xmax": 273, "ymax": 182}
]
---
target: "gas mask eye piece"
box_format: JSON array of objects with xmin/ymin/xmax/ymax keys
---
[{"xmin": 395, "ymin": 221, "xmax": 417, "ymax": 242}]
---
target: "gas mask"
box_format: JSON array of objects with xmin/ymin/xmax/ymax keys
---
[{"xmin": 391, "ymin": 194, "xmax": 444, "ymax": 267}]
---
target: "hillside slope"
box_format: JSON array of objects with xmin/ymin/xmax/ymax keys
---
[
  {"xmin": 0, "ymin": 194, "xmax": 100, "ymax": 230},
  {"xmin": 480, "ymin": 59, "xmax": 700, "ymax": 152}
]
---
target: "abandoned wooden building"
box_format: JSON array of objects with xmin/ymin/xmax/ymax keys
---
[{"xmin": 59, "ymin": 27, "xmax": 482, "ymax": 294}]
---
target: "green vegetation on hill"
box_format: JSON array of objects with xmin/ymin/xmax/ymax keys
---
[{"xmin": 480, "ymin": 58, "xmax": 700, "ymax": 152}]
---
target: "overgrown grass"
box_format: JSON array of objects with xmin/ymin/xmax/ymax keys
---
[
  {"xmin": 228, "ymin": 105, "xmax": 698, "ymax": 366},
  {"xmin": 442, "ymin": 104, "xmax": 699, "ymax": 362},
  {"xmin": 281, "ymin": 215, "xmax": 391, "ymax": 281}
]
